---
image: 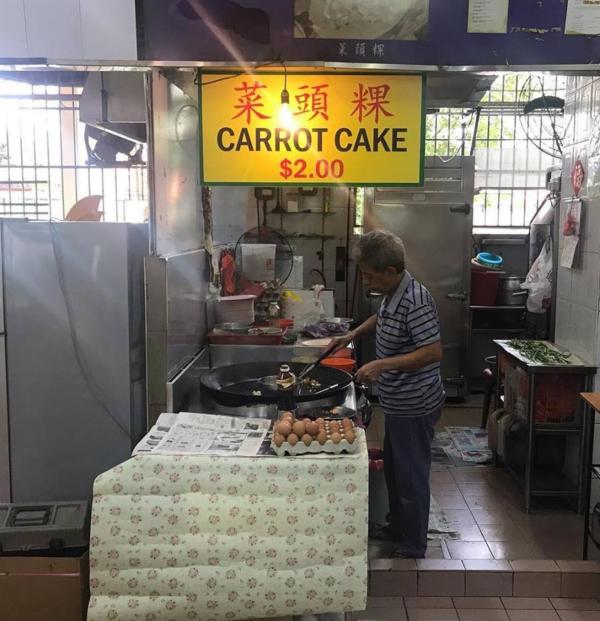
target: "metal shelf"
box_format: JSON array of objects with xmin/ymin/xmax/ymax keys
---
[{"xmin": 506, "ymin": 464, "xmax": 578, "ymax": 497}]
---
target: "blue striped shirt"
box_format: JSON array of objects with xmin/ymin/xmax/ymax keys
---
[{"xmin": 375, "ymin": 271, "xmax": 445, "ymax": 417}]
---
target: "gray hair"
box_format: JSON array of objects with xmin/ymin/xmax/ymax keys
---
[{"xmin": 355, "ymin": 230, "xmax": 405, "ymax": 273}]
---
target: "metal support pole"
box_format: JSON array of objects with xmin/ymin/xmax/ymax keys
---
[{"xmin": 525, "ymin": 373, "xmax": 536, "ymax": 513}]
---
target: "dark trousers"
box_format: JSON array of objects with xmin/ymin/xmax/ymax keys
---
[{"xmin": 383, "ymin": 408, "xmax": 442, "ymax": 557}]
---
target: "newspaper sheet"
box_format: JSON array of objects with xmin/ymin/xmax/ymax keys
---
[{"xmin": 133, "ymin": 412, "xmax": 271, "ymax": 457}]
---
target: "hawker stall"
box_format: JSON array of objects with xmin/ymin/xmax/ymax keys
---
[{"xmin": 88, "ymin": 334, "xmax": 369, "ymax": 621}]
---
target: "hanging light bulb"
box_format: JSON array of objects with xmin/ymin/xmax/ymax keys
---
[
  {"xmin": 278, "ymin": 61, "xmax": 296, "ymax": 130},
  {"xmin": 278, "ymin": 87, "xmax": 296, "ymax": 130}
]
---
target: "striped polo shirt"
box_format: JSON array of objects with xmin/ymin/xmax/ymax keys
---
[{"xmin": 375, "ymin": 271, "xmax": 445, "ymax": 417}]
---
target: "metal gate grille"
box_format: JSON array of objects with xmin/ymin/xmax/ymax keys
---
[
  {"xmin": 0, "ymin": 73, "xmax": 148, "ymax": 222},
  {"xmin": 426, "ymin": 73, "xmax": 566, "ymax": 230}
]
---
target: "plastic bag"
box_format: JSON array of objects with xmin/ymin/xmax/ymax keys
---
[{"xmin": 520, "ymin": 238, "xmax": 553, "ymax": 313}]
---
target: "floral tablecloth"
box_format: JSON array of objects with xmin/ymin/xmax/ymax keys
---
[{"xmin": 87, "ymin": 431, "xmax": 368, "ymax": 621}]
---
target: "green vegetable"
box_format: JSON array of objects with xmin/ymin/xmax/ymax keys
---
[{"xmin": 507, "ymin": 339, "xmax": 571, "ymax": 365}]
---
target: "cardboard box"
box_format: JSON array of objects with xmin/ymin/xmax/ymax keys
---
[{"xmin": 0, "ymin": 552, "xmax": 88, "ymax": 621}]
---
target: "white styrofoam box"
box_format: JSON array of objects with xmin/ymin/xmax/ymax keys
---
[
  {"xmin": 80, "ymin": 0, "xmax": 137, "ymax": 60},
  {"xmin": 0, "ymin": 0, "xmax": 27, "ymax": 57},
  {"xmin": 24, "ymin": 0, "xmax": 83, "ymax": 59},
  {"xmin": 240, "ymin": 244, "xmax": 277, "ymax": 281},
  {"xmin": 571, "ymin": 252, "xmax": 600, "ymax": 311}
]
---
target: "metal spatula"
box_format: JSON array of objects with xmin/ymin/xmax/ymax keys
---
[{"xmin": 296, "ymin": 340, "xmax": 339, "ymax": 382}]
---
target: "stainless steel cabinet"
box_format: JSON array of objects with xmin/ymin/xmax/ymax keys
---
[
  {"xmin": 362, "ymin": 156, "xmax": 475, "ymax": 398},
  {"xmin": 0, "ymin": 220, "xmax": 148, "ymax": 502}
]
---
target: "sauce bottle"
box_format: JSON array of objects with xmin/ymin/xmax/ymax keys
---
[{"xmin": 276, "ymin": 364, "xmax": 296, "ymax": 412}]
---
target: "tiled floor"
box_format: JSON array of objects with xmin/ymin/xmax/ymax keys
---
[
  {"xmin": 429, "ymin": 464, "xmax": 584, "ymax": 561},
  {"xmin": 367, "ymin": 406, "xmax": 586, "ymax": 562},
  {"xmin": 354, "ymin": 596, "xmax": 600, "ymax": 621}
]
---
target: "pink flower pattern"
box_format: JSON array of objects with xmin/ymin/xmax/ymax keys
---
[{"xmin": 87, "ymin": 434, "xmax": 367, "ymax": 620}]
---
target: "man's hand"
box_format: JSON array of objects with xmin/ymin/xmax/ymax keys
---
[
  {"xmin": 330, "ymin": 332, "xmax": 354, "ymax": 353},
  {"xmin": 355, "ymin": 360, "xmax": 386, "ymax": 383}
]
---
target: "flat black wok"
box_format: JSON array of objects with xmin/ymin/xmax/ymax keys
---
[{"xmin": 200, "ymin": 362, "xmax": 353, "ymax": 408}]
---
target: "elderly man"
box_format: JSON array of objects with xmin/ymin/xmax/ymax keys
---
[{"xmin": 335, "ymin": 230, "xmax": 444, "ymax": 558}]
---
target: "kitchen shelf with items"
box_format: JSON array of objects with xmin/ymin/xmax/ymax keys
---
[
  {"xmin": 468, "ymin": 252, "xmax": 530, "ymax": 387},
  {"xmin": 494, "ymin": 339, "xmax": 596, "ymax": 513}
]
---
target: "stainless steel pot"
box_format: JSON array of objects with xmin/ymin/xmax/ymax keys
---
[{"xmin": 497, "ymin": 276, "xmax": 527, "ymax": 306}]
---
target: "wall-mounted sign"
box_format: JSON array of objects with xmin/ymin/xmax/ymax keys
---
[
  {"xmin": 143, "ymin": 0, "xmax": 600, "ymax": 67},
  {"xmin": 199, "ymin": 72, "xmax": 425, "ymax": 186}
]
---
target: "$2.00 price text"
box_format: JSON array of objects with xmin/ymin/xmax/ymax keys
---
[{"xmin": 279, "ymin": 158, "xmax": 344, "ymax": 180}]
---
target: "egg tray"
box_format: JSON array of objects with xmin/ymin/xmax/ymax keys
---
[{"xmin": 270, "ymin": 437, "xmax": 358, "ymax": 457}]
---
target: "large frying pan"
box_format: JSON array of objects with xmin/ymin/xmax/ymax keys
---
[{"xmin": 200, "ymin": 362, "xmax": 353, "ymax": 408}]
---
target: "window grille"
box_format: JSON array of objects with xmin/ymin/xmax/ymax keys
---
[
  {"xmin": 0, "ymin": 72, "xmax": 148, "ymax": 222},
  {"xmin": 426, "ymin": 73, "xmax": 566, "ymax": 230}
]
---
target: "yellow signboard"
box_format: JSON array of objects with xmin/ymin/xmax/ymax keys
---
[{"xmin": 199, "ymin": 72, "xmax": 425, "ymax": 186}]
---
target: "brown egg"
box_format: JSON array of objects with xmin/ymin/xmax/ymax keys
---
[
  {"xmin": 305, "ymin": 421, "xmax": 320, "ymax": 437},
  {"xmin": 329, "ymin": 421, "xmax": 340, "ymax": 433},
  {"xmin": 273, "ymin": 432, "xmax": 285, "ymax": 447},
  {"xmin": 301, "ymin": 433, "xmax": 313, "ymax": 446},
  {"xmin": 280, "ymin": 412, "xmax": 294, "ymax": 424},
  {"xmin": 344, "ymin": 431, "xmax": 356, "ymax": 444},
  {"xmin": 341, "ymin": 417, "xmax": 352, "ymax": 428},
  {"xmin": 287, "ymin": 433, "xmax": 299, "ymax": 446},
  {"xmin": 276, "ymin": 420, "xmax": 292, "ymax": 437},
  {"xmin": 292, "ymin": 420, "xmax": 305, "ymax": 437},
  {"xmin": 317, "ymin": 431, "xmax": 327, "ymax": 445},
  {"xmin": 330, "ymin": 432, "xmax": 342, "ymax": 444},
  {"xmin": 316, "ymin": 417, "xmax": 325, "ymax": 427}
]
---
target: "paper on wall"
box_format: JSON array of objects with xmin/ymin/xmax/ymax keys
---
[
  {"xmin": 467, "ymin": 0, "xmax": 509, "ymax": 33},
  {"xmin": 565, "ymin": 0, "xmax": 600, "ymax": 35},
  {"xmin": 560, "ymin": 199, "xmax": 582, "ymax": 269}
]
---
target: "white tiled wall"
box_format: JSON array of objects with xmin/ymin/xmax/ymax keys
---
[
  {"xmin": 558, "ymin": 77, "xmax": 600, "ymax": 509},
  {"xmin": 0, "ymin": 0, "xmax": 137, "ymax": 61}
]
